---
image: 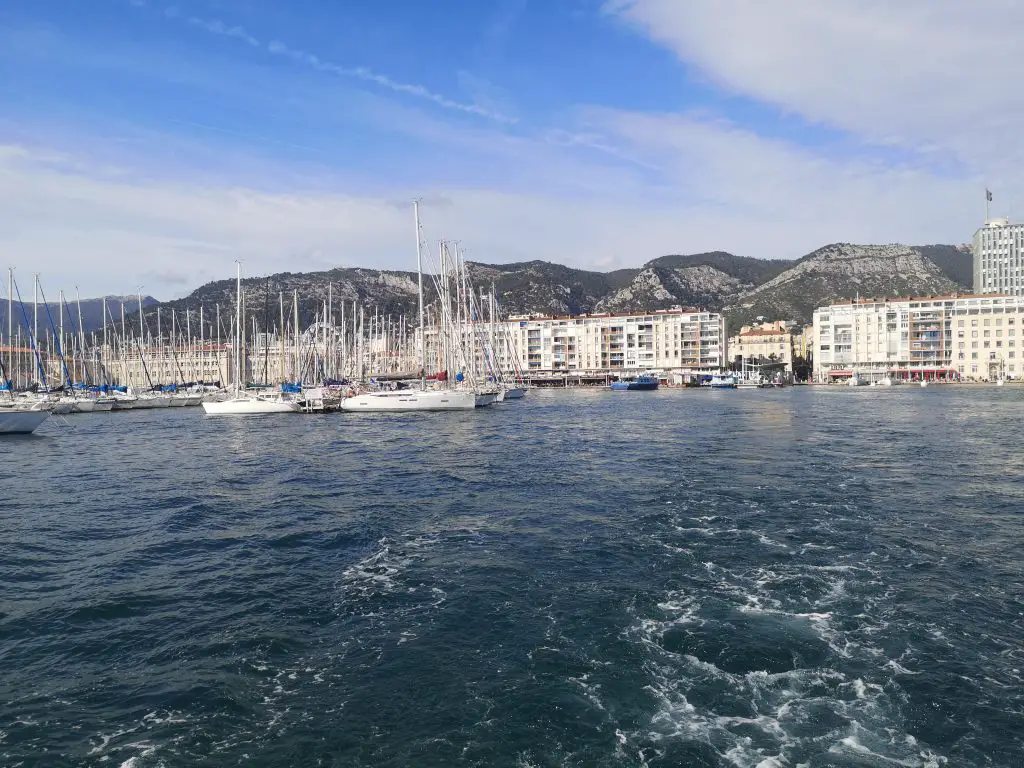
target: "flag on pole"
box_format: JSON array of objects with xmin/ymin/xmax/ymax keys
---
[{"xmin": 986, "ymin": 189, "xmax": 993, "ymax": 202}]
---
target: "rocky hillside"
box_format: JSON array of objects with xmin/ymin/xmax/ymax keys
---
[
  {"xmin": 724, "ymin": 244, "xmax": 968, "ymax": 328},
  {"xmin": 98, "ymin": 244, "xmax": 971, "ymax": 338}
]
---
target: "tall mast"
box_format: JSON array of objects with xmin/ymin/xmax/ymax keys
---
[
  {"xmin": 75, "ymin": 287, "xmax": 86, "ymax": 384},
  {"xmin": 235, "ymin": 261, "xmax": 242, "ymax": 393},
  {"xmin": 120, "ymin": 301, "xmax": 128, "ymax": 387},
  {"xmin": 33, "ymin": 274, "xmax": 38, "ymax": 375},
  {"xmin": 199, "ymin": 304, "xmax": 205, "ymax": 382},
  {"xmin": 279, "ymin": 291, "xmax": 285, "ymax": 384},
  {"xmin": 7, "ymin": 268, "xmax": 12, "ymax": 388},
  {"xmin": 414, "ymin": 200, "xmax": 426, "ymax": 389},
  {"xmin": 293, "ymin": 289, "xmax": 300, "ymax": 383},
  {"xmin": 101, "ymin": 296, "xmax": 107, "ymax": 385}
]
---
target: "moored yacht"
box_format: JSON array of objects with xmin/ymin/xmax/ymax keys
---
[
  {"xmin": 0, "ymin": 400, "xmax": 51, "ymax": 434},
  {"xmin": 201, "ymin": 263, "xmax": 299, "ymax": 416}
]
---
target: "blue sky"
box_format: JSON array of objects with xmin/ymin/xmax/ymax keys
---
[{"xmin": 1, "ymin": 0, "xmax": 1021, "ymax": 298}]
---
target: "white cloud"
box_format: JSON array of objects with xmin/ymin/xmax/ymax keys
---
[
  {"xmin": 608, "ymin": 0, "xmax": 1024, "ymax": 175},
  {"xmin": 0, "ymin": 119, "xmax": 984, "ymax": 302}
]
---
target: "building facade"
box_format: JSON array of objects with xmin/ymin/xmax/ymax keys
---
[
  {"xmin": 814, "ymin": 294, "xmax": 1024, "ymax": 382},
  {"xmin": 727, "ymin": 321, "xmax": 795, "ymax": 371},
  {"xmin": 974, "ymin": 218, "xmax": 1024, "ymax": 295},
  {"xmin": 424, "ymin": 307, "xmax": 728, "ymax": 377}
]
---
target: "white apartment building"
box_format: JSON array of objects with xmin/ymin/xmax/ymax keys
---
[
  {"xmin": 974, "ymin": 218, "xmax": 1024, "ymax": 295},
  {"xmin": 814, "ymin": 294, "xmax": 1024, "ymax": 382},
  {"xmin": 424, "ymin": 307, "xmax": 727, "ymax": 376}
]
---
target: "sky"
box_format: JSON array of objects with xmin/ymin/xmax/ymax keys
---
[{"xmin": 2, "ymin": 0, "xmax": 1022, "ymax": 299}]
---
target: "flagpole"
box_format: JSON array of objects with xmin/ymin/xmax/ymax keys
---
[{"xmin": 986, "ymin": 188, "xmax": 992, "ymax": 224}]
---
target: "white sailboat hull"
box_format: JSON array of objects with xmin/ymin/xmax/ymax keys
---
[
  {"xmin": 202, "ymin": 397, "xmax": 298, "ymax": 415},
  {"xmin": 504, "ymin": 387, "xmax": 527, "ymax": 399},
  {"xmin": 475, "ymin": 392, "xmax": 498, "ymax": 407},
  {"xmin": 71, "ymin": 399, "xmax": 95, "ymax": 413},
  {"xmin": 93, "ymin": 398, "xmax": 116, "ymax": 411},
  {"xmin": 341, "ymin": 390, "xmax": 476, "ymax": 412},
  {"xmin": 0, "ymin": 408, "xmax": 50, "ymax": 434}
]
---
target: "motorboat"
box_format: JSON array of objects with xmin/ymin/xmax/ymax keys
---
[{"xmin": 610, "ymin": 374, "xmax": 659, "ymax": 391}]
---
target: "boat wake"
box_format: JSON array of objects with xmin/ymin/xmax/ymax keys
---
[{"xmin": 610, "ymin": 512, "xmax": 950, "ymax": 768}]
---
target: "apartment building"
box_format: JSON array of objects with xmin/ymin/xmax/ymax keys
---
[
  {"xmin": 424, "ymin": 307, "xmax": 727, "ymax": 376},
  {"xmin": 814, "ymin": 294, "xmax": 1024, "ymax": 382}
]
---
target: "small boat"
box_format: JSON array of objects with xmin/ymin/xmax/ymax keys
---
[
  {"xmin": 504, "ymin": 387, "xmax": 527, "ymax": 399},
  {"xmin": 609, "ymin": 374, "xmax": 659, "ymax": 391},
  {"xmin": 920, "ymin": 380, "xmax": 928, "ymax": 388},
  {"xmin": 709, "ymin": 374, "xmax": 738, "ymax": 389}
]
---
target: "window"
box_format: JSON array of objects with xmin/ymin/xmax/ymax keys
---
[{"xmin": 972, "ymin": 331, "xmax": 978, "ymax": 338}]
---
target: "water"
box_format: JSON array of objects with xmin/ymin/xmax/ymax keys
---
[{"xmin": 2, "ymin": 387, "xmax": 1023, "ymax": 767}]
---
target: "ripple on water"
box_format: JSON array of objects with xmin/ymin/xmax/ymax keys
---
[{"xmin": 2, "ymin": 389, "xmax": 1024, "ymax": 766}]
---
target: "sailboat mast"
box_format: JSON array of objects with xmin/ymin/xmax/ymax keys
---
[
  {"xmin": 235, "ymin": 261, "xmax": 242, "ymax": 393},
  {"xmin": 293, "ymin": 289, "xmax": 299, "ymax": 383},
  {"xmin": 414, "ymin": 200, "xmax": 426, "ymax": 389}
]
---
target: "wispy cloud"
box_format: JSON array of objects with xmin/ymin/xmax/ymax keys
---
[
  {"xmin": 156, "ymin": 5, "xmax": 517, "ymax": 123},
  {"xmin": 187, "ymin": 16, "xmax": 259, "ymax": 47},
  {"xmin": 263, "ymin": 38, "xmax": 517, "ymax": 123}
]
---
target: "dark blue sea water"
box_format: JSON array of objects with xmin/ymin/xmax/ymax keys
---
[{"xmin": 2, "ymin": 387, "xmax": 1024, "ymax": 767}]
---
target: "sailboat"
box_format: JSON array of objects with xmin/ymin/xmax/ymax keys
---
[
  {"xmin": 0, "ymin": 340, "xmax": 50, "ymax": 434},
  {"xmin": 342, "ymin": 202, "xmax": 476, "ymax": 412},
  {"xmin": 202, "ymin": 263, "xmax": 298, "ymax": 415}
]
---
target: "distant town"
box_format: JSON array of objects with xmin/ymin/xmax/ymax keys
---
[{"xmin": 1, "ymin": 212, "xmax": 1019, "ymax": 398}]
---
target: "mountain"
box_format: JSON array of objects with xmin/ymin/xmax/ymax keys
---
[
  {"xmin": 19, "ymin": 244, "xmax": 969, "ymax": 342},
  {"xmin": 594, "ymin": 253, "xmax": 794, "ymax": 314},
  {"xmin": 723, "ymin": 243, "xmax": 970, "ymax": 328},
  {"xmin": 0, "ymin": 295, "xmax": 159, "ymax": 340}
]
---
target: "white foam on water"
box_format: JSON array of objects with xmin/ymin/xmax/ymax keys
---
[
  {"xmin": 615, "ymin": 523, "xmax": 951, "ymax": 768},
  {"xmin": 338, "ymin": 537, "xmax": 412, "ymax": 600}
]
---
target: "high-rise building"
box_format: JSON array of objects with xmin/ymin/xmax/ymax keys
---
[{"xmin": 973, "ymin": 217, "xmax": 1024, "ymax": 295}]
